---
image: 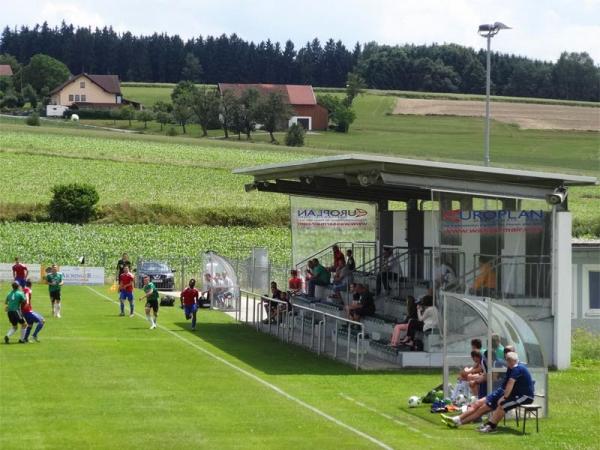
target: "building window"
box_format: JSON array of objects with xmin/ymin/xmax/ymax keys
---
[
  {"xmin": 68, "ymin": 94, "xmax": 74, "ymax": 101},
  {"xmin": 75, "ymin": 95, "xmax": 80, "ymax": 102},
  {"xmin": 81, "ymin": 95, "xmax": 86, "ymax": 102},
  {"xmin": 80, "ymin": 81, "xmax": 85, "ymax": 88},
  {"xmin": 582, "ymin": 264, "xmax": 600, "ymax": 317}
]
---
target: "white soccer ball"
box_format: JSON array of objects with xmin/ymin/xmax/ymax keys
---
[
  {"xmin": 408, "ymin": 396, "xmax": 421, "ymax": 408},
  {"xmin": 455, "ymin": 394, "xmax": 467, "ymax": 406},
  {"xmin": 71, "ymin": 114, "xmax": 79, "ymax": 122}
]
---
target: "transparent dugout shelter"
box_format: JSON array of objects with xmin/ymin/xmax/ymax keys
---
[
  {"xmin": 432, "ymin": 191, "xmax": 550, "ymax": 415},
  {"xmin": 202, "ymin": 251, "xmax": 240, "ymax": 312}
]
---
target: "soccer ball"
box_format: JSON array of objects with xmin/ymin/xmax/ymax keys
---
[
  {"xmin": 408, "ymin": 396, "xmax": 421, "ymax": 408},
  {"xmin": 455, "ymin": 394, "xmax": 467, "ymax": 406},
  {"xmin": 469, "ymin": 395, "xmax": 478, "ymax": 404}
]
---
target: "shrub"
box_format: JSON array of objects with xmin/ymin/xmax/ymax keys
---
[
  {"xmin": 285, "ymin": 123, "xmax": 305, "ymax": 147},
  {"xmin": 64, "ymin": 109, "xmax": 115, "ymax": 120},
  {"xmin": 48, "ymin": 183, "xmax": 100, "ymax": 224},
  {"xmin": 25, "ymin": 112, "xmax": 40, "ymax": 126},
  {"xmin": 166, "ymin": 126, "xmax": 178, "ymax": 136}
]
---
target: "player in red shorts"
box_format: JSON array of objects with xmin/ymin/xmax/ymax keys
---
[
  {"xmin": 12, "ymin": 258, "xmax": 29, "ymax": 288},
  {"xmin": 118, "ymin": 266, "xmax": 135, "ymax": 317},
  {"xmin": 180, "ymin": 279, "xmax": 200, "ymax": 331}
]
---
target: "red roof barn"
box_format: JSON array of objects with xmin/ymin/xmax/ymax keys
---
[
  {"xmin": 218, "ymin": 83, "xmax": 328, "ymax": 131},
  {"xmin": 0, "ymin": 65, "xmax": 13, "ymax": 76}
]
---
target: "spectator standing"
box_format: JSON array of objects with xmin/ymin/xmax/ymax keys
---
[
  {"xmin": 329, "ymin": 245, "xmax": 346, "ymax": 272},
  {"xmin": 376, "ymin": 247, "xmax": 401, "ymax": 296},
  {"xmin": 471, "ymin": 256, "xmax": 497, "ymax": 296},
  {"xmin": 345, "ymin": 249, "xmax": 356, "ymax": 271}
]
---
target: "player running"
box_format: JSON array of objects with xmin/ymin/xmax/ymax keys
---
[
  {"xmin": 180, "ymin": 279, "xmax": 199, "ymax": 331},
  {"xmin": 4, "ymin": 282, "xmax": 28, "ymax": 344},
  {"xmin": 22, "ymin": 280, "xmax": 45, "ymax": 342},
  {"xmin": 46, "ymin": 264, "xmax": 64, "ymax": 318},
  {"xmin": 118, "ymin": 266, "xmax": 135, "ymax": 317},
  {"xmin": 12, "ymin": 257, "xmax": 28, "ymax": 288},
  {"xmin": 140, "ymin": 275, "xmax": 159, "ymax": 329}
]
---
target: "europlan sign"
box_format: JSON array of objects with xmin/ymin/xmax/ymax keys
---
[
  {"xmin": 294, "ymin": 208, "xmax": 370, "ymax": 228},
  {"xmin": 442, "ymin": 209, "xmax": 546, "ymax": 234}
]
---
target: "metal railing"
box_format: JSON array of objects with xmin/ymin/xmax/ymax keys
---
[
  {"xmin": 239, "ymin": 290, "xmax": 366, "ymax": 369},
  {"xmin": 295, "ymin": 241, "xmax": 376, "ymax": 278}
]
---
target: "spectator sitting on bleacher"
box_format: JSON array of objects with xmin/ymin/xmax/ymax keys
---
[
  {"xmin": 482, "ymin": 334, "xmax": 505, "ymax": 366},
  {"xmin": 435, "ymin": 257, "xmax": 457, "ymax": 290},
  {"xmin": 398, "ymin": 295, "xmax": 438, "ymax": 348},
  {"xmin": 307, "ymin": 258, "xmax": 330, "ymax": 297},
  {"xmin": 329, "ymin": 259, "xmax": 351, "ymax": 301},
  {"xmin": 262, "ymin": 281, "xmax": 282, "ymax": 324},
  {"xmin": 389, "ymin": 296, "xmax": 418, "ymax": 347},
  {"xmin": 471, "ymin": 256, "xmax": 497, "ymax": 296},
  {"xmin": 288, "ymin": 269, "xmax": 303, "ymax": 295},
  {"xmin": 328, "ymin": 245, "xmax": 346, "ymax": 272},
  {"xmin": 460, "ymin": 338, "xmax": 483, "ymax": 378},
  {"xmin": 347, "ymin": 283, "xmax": 375, "ymax": 322},
  {"xmin": 346, "ymin": 249, "xmax": 356, "ymax": 271},
  {"xmin": 303, "ymin": 259, "xmax": 315, "ymax": 294}
]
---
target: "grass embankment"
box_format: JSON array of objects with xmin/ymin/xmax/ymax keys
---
[{"xmin": 0, "ymin": 284, "xmax": 598, "ymax": 449}]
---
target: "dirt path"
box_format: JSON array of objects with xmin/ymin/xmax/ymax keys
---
[{"xmin": 393, "ymin": 98, "xmax": 600, "ymax": 131}]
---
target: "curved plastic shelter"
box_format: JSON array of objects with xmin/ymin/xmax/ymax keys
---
[
  {"xmin": 202, "ymin": 251, "xmax": 240, "ymax": 311},
  {"xmin": 442, "ymin": 291, "xmax": 547, "ymax": 413}
]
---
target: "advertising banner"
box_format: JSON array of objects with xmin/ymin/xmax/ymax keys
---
[
  {"xmin": 290, "ymin": 196, "xmax": 377, "ymax": 265},
  {"xmin": 0, "ymin": 263, "xmax": 42, "ymax": 282},
  {"xmin": 60, "ymin": 266, "xmax": 105, "ymax": 285},
  {"xmin": 441, "ymin": 209, "xmax": 546, "ymax": 235}
]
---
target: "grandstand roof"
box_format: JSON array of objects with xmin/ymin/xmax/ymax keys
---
[{"xmin": 234, "ymin": 154, "xmax": 597, "ymax": 202}]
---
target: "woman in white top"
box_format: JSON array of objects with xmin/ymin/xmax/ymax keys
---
[{"xmin": 402, "ymin": 295, "xmax": 439, "ymax": 349}]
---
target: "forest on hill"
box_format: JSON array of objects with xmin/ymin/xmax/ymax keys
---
[{"xmin": 1, "ymin": 22, "xmax": 598, "ymax": 101}]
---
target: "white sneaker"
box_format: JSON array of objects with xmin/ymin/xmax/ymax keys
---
[
  {"xmin": 57, "ymin": 313, "xmax": 61, "ymax": 318},
  {"xmin": 129, "ymin": 313, "xmax": 135, "ymax": 317},
  {"xmin": 150, "ymin": 324, "xmax": 156, "ymax": 329},
  {"xmin": 478, "ymin": 425, "xmax": 497, "ymax": 433}
]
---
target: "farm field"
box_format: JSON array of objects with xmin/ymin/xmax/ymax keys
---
[{"xmin": 0, "ymin": 284, "xmax": 598, "ymax": 450}]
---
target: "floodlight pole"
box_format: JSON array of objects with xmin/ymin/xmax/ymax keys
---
[
  {"xmin": 484, "ymin": 34, "xmax": 492, "ymax": 167},
  {"xmin": 479, "ymin": 22, "xmax": 511, "ymax": 167}
]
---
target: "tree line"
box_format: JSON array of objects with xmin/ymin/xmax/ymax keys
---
[{"xmin": 1, "ymin": 22, "xmax": 598, "ymax": 101}]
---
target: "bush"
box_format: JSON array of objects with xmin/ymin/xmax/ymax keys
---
[
  {"xmin": 285, "ymin": 123, "xmax": 305, "ymax": 147},
  {"xmin": 63, "ymin": 109, "xmax": 115, "ymax": 120},
  {"xmin": 48, "ymin": 183, "xmax": 100, "ymax": 224},
  {"xmin": 166, "ymin": 126, "xmax": 178, "ymax": 136},
  {"xmin": 25, "ymin": 112, "xmax": 40, "ymax": 126}
]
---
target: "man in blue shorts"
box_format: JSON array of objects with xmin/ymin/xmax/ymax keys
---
[
  {"xmin": 118, "ymin": 266, "xmax": 135, "ymax": 317},
  {"xmin": 180, "ymin": 279, "xmax": 199, "ymax": 331},
  {"xmin": 442, "ymin": 345, "xmax": 517, "ymax": 429},
  {"xmin": 22, "ymin": 280, "xmax": 45, "ymax": 342},
  {"xmin": 477, "ymin": 351, "xmax": 534, "ymax": 433}
]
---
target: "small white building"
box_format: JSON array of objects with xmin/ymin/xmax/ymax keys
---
[{"xmin": 46, "ymin": 104, "xmax": 69, "ymax": 117}]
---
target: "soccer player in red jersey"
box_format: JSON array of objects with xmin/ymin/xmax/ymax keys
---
[
  {"xmin": 12, "ymin": 257, "xmax": 28, "ymax": 288},
  {"xmin": 118, "ymin": 266, "xmax": 135, "ymax": 317},
  {"xmin": 180, "ymin": 279, "xmax": 200, "ymax": 331},
  {"xmin": 22, "ymin": 280, "xmax": 45, "ymax": 342}
]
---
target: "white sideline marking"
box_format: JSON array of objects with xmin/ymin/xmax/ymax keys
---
[
  {"xmin": 88, "ymin": 287, "xmax": 394, "ymax": 450},
  {"xmin": 339, "ymin": 393, "xmax": 434, "ymax": 439}
]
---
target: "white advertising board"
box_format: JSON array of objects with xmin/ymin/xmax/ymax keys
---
[
  {"xmin": 0, "ymin": 263, "xmax": 42, "ymax": 282},
  {"xmin": 60, "ymin": 266, "xmax": 105, "ymax": 285}
]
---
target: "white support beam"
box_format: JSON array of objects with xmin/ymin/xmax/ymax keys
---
[{"xmin": 553, "ymin": 210, "xmax": 572, "ymax": 369}]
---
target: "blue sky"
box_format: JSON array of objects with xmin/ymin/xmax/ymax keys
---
[{"xmin": 2, "ymin": 0, "xmax": 599, "ymax": 62}]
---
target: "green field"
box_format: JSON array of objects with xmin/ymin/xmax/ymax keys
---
[{"xmin": 0, "ymin": 285, "xmax": 598, "ymax": 449}]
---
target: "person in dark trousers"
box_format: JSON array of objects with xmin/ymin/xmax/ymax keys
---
[
  {"xmin": 116, "ymin": 253, "xmax": 132, "ymax": 280},
  {"xmin": 347, "ymin": 284, "xmax": 375, "ymax": 322},
  {"xmin": 263, "ymin": 281, "xmax": 281, "ymax": 323}
]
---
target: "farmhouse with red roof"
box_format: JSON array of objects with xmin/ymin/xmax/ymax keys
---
[{"xmin": 218, "ymin": 83, "xmax": 328, "ymax": 131}]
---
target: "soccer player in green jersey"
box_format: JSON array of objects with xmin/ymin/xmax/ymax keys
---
[
  {"xmin": 46, "ymin": 264, "xmax": 64, "ymax": 318},
  {"xmin": 140, "ymin": 275, "xmax": 159, "ymax": 329},
  {"xmin": 4, "ymin": 282, "xmax": 28, "ymax": 344}
]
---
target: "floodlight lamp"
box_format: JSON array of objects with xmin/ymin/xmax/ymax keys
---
[
  {"xmin": 493, "ymin": 22, "xmax": 511, "ymax": 30},
  {"xmin": 546, "ymin": 186, "xmax": 568, "ymax": 205}
]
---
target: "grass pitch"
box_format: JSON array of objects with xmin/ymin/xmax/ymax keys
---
[{"xmin": 1, "ymin": 285, "xmax": 598, "ymax": 449}]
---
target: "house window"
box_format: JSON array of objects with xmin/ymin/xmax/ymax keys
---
[
  {"xmin": 75, "ymin": 95, "xmax": 80, "ymax": 102},
  {"xmin": 68, "ymin": 94, "xmax": 74, "ymax": 102},
  {"xmin": 582, "ymin": 264, "xmax": 600, "ymax": 317},
  {"xmin": 80, "ymin": 81, "xmax": 85, "ymax": 88},
  {"xmin": 81, "ymin": 95, "xmax": 86, "ymax": 102}
]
